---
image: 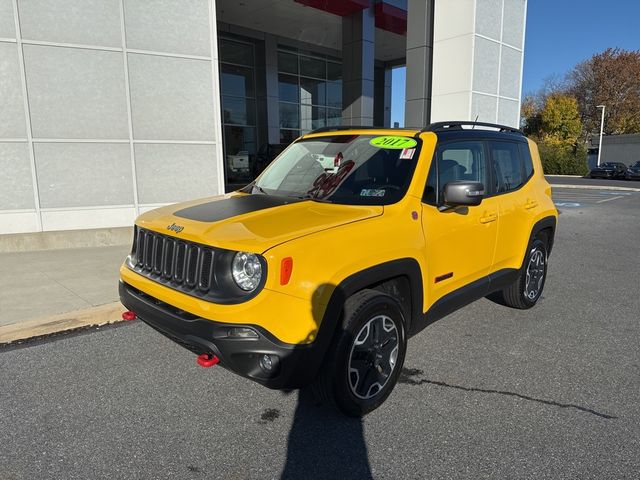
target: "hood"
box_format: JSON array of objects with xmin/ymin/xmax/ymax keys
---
[{"xmin": 136, "ymin": 193, "xmax": 383, "ymax": 253}]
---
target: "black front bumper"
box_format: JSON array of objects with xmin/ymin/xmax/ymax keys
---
[{"xmin": 119, "ymin": 281, "xmax": 326, "ymax": 389}]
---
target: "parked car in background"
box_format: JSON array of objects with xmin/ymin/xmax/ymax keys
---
[
  {"xmin": 625, "ymin": 161, "xmax": 640, "ymax": 180},
  {"xmin": 589, "ymin": 162, "xmax": 627, "ymax": 179}
]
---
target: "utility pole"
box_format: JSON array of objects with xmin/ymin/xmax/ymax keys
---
[{"xmin": 596, "ymin": 105, "xmax": 606, "ymax": 166}]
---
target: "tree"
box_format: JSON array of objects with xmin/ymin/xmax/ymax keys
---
[
  {"xmin": 540, "ymin": 93, "xmax": 582, "ymax": 144},
  {"xmin": 569, "ymin": 48, "xmax": 640, "ymax": 135},
  {"xmin": 521, "ymin": 93, "xmax": 586, "ymax": 175}
]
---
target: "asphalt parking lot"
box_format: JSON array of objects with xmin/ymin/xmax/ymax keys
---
[{"xmin": 1, "ymin": 188, "xmax": 639, "ymax": 479}]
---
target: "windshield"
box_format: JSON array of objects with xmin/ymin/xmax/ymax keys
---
[
  {"xmin": 599, "ymin": 163, "xmax": 615, "ymax": 168},
  {"xmin": 245, "ymin": 134, "xmax": 421, "ymax": 205},
  {"xmin": 632, "ymin": 161, "xmax": 640, "ymax": 168}
]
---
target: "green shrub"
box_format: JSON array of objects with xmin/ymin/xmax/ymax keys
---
[{"xmin": 537, "ymin": 141, "xmax": 589, "ymax": 175}]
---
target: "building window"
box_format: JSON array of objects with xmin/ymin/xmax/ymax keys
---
[
  {"xmin": 219, "ymin": 38, "xmax": 258, "ymax": 187},
  {"xmin": 277, "ymin": 48, "xmax": 342, "ymax": 144}
]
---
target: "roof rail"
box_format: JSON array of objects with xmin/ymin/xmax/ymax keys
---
[{"xmin": 419, "ymin": 121, "xmax": 524, "ymax": 135}]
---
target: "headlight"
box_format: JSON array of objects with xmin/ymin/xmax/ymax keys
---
[{"xmin": 232, "ymin": 252, "xmax": 263, "ymax": 291}]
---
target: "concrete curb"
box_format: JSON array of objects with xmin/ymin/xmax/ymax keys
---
[
  {"xmin": 552, "ymin": 184, "xmax": 640, "ymax": 192},
  {"xmin": 0, "ymin": 302, "xmax": 125, "ymax": 345}
]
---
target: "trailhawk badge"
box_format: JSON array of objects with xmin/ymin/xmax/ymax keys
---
[{"xmin": 167, "ymin": 222, "xmax": 184, "ymax": 233}]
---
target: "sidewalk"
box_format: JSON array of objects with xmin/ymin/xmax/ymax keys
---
[{"xmin": 0, "ymin": 245, "xmax": 130, "ymax": 342}]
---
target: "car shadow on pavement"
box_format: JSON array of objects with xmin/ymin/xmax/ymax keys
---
[
  {"xmin": 280, "ymin": 388, "xmax": 373, "ymax": 480},
  {"xmin": 280, "ymin": 283, "xmax": 373, "ymax": 479}
]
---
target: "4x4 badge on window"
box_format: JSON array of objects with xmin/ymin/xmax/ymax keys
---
[
  {"xmin": 167, "ymin": 222, "xmax": 184, "ymax": 233},
  {"xmin": 370, "ymin": 136, "xmax": 417, "ymax": 149}
]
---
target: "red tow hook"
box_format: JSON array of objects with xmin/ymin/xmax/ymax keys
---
[
  {"xmin": 122, "ymin": 310, "xmax": 137, "ymax": 321},
  {"xmin": 197, "ymin": 353, "xmax": 220, "ymax": 368}
]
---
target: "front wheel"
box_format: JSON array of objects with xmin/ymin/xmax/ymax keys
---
[
  {"xmin": 496, "ymin": 238, "xmax": 548, "ymax": 309},
  {"xmin": 313, "ymin": 289, "xmax": 407, "ymax": 417}
]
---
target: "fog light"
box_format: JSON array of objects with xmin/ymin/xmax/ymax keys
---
[
  {"xmin": 227, "ymin": 327, "xmax": 259, "ymax": 339},
  {"xmin": 260, "ymin": 354, "xmax": 274, "ymax": 372}
]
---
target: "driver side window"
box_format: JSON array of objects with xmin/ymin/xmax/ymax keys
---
[{"xmin": 423, "ymin": 140, "xmax": 488, "ymax": 205}]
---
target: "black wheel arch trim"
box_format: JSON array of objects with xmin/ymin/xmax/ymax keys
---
[
  {"xmin": 320, "ymin": 258, "xmax": 424, "ymax": 339},
  {"xmin": 529, "ymin": 216, "xmax": 557, "ymax": 256}
]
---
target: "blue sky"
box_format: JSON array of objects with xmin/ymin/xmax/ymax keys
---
[{"xmin": 391, "ymin": 0, "xmax": 640, "ymax": 126}]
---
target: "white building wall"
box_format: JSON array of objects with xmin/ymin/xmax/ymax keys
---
[
  {"xmin": 431, "ymin": 0, "xmax": 527, "ymax": 127},
  {"xmin": 0, "ymin": 0, "xmax": 224, "ymax": 234}
]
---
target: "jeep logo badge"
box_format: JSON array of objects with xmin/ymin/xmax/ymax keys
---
[{"xmin": 167, "ymin": 222, "xmax": 184, "ymax": 233}]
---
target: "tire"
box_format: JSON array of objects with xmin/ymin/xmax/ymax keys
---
[
  {"xmin": 312, "ymin": 289, "xmax": 407, "ymax": 417},
  {"xmin": 496, "ymin": 237, "xmax": 548, "ymax": 310}
]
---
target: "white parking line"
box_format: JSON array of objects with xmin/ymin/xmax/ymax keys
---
[{"xmin": 596, "ymin": 195, "xmax": 625, "ymax": 204}]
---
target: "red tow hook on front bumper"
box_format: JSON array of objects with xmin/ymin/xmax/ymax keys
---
[
  {"xmin": 197, "ymin": 353, "xmax": 220, "ymax": 368},
  {"xmin": 121, "ymin": 310, "xmax": 137, "ymax": 321}
]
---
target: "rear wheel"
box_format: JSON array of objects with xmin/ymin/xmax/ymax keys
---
[
  {"xmin": 312, "ymin": 289, "xmax": 407, "ymax": 417},
  {"xmin": 496, "ymin": 237, "xmax": 548, "ymax": 309}
]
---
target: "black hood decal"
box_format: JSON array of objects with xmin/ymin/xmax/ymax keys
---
[{"xmin": 173, "ymin": 194, "xmax": 303, "ymax": 223}]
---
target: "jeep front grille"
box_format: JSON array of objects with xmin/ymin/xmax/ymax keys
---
[{"xmin": 127, "ymin": 227, "xmax": 266, "ymax": 304}]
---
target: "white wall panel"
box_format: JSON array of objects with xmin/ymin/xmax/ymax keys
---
[
  {"xmin": 432, "ymin": 34, "xmax": 474, "ymax": 96},
  {"xmin": 0, "ymin": 43, "xmax": 27, "ymax": 138},
  {"xmin": 472, "ymin": 93, "xmax": 498, "ymax": 123},
  {"xmin": 128, "ymin": 54, "xmax": 215, "ymax": 141},
  {"xmin": 473, "ymin": 36, "xmax": 500, "ymax": 95},
  {"xmin": 18, "ymin": 0, "xmax": 122, "ymax": 47},
  {"xmin": 0, "ymin": 0, "xmax": 15, "ymax": 38},
  {"xmin": 23, "ymin": 45, "xmax": 129, "ymax": 139},
  {"xmin": 0, "ymin": 143, "xmax": 33, "ymax": 209},
  {"xmin": 34, "ymin": 143, "xmax": 134, "ymax": 208},
  {"xmin": 433, "ymin": 0, "xmax": 475, "ymax": 42},
  {"xmin": 502, "ymin": 0, "xmax": 526, "ymax": 48},
  {"xmin": 134, "ymin": 143, "xmax": 218, "ymax": 204},
  {"xmin": 0, "ymin": 211, "xmax": 39, "ymax": 234},
  {"xmin": 499, "ymin": 45, "xmax": 522, "ymax": 99},
  {"xmin": 41, "ymin": 207, "xmax": 137, "ymax": 231},
  {"xmin": 475, "ymin": 0, "xmax": 503, "ymax": 40},
  {"xmin": 123, "ymin": 0, "xmax": 211, "ymax": 57}
]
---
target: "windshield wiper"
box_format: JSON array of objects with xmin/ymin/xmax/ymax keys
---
[{"xmin": 296, "ymin": 194, "xmax": 333, "ymax": 203}]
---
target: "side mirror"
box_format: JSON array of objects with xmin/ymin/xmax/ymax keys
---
[{"xmin": 441, "ymin": 181, "xmax": 485, "ymax": 210}]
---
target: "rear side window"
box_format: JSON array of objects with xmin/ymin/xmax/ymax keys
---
[
  {"xmin": 519, "ymin": 143, "xmax": 534, "ymax": 178},
  {"xmin": 424, "ymin": 140, "xmax": 488, "ymax": 204},
  {"xmin": 489, "ymin": 141, "xmax": 526, "ymax": 193}
]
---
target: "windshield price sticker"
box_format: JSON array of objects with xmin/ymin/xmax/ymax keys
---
[{"xmin": 370, "ymin": 136, "xmax": 417, "ymax": 149}]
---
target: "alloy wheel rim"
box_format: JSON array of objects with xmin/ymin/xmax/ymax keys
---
[
  {"xmin": 348, "ymin": 315, "xmax": 399, "ymax": 400},
  {"xmin": 525, "ymin": 247, "xmax": 546, "ymax": 300}
]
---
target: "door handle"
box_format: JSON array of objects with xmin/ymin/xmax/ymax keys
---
[
  {"xmin": 479, "ymin": 212, "xmax": 497, "ymax": 224},
  {"xmin": 525, "ymin": 200, "xmax": 539, "ymax": 210}
]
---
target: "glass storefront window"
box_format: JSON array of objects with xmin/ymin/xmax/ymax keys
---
[
  {"xmin": 280, "ymin": 129, "xmax": 300, "ymax": 144},
  {"xmin": 278, "ymin": 74, "xmax": 299, "ymax": 103},
  {"xmin": 300, "ymin": 105, "xmax": 326, "ymax": 132},
  {"xmin": 327, "ymin": 108, "xmax": 342, "ymax": 126},
  {"xmin": 326, "ymin": 81, "xmax": 342, "ymax": 109},
  {"xmin": 222, "ymin": 96, "xmax": 256, "ymax": 126},
  {"xmin": 220, "ymin": 39, "xmax": 254, "ymax": 66},
  {"xmin": 278, "ymin": 51, "xmax": 298, "ymax": 75},
  {"xmin": 224, "ymin": 126, "xmax": 256, "ymax": 184},
  {"xmin": 279, "ymin": 102, "xmax": 300, "ymax": 129},
  {"xmin": 327, "ymin": 62, "xmax": 341, "ymax": 81},
  {"xmin": 300, "ymin": 77, "xmax": 326, "ymax": 106},
  {"xmin": 220, "ymin": 64, "xmax": 255, "ymax": 98},
  {"xmin": 300, "ymin": 55, "xmax": 326, "ymax": 79},
  {"xmin": 277, "ymin": 49, "xmax": 343, "ymax": 144},
  {"xmin": 219, "ymin": 38, "xmax": 258, "ymax": 189}
]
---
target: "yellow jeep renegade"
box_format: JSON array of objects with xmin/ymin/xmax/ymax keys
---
[{"xmin": 119, "ymin": 121, "xmax": 558, "ymax": 416}]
